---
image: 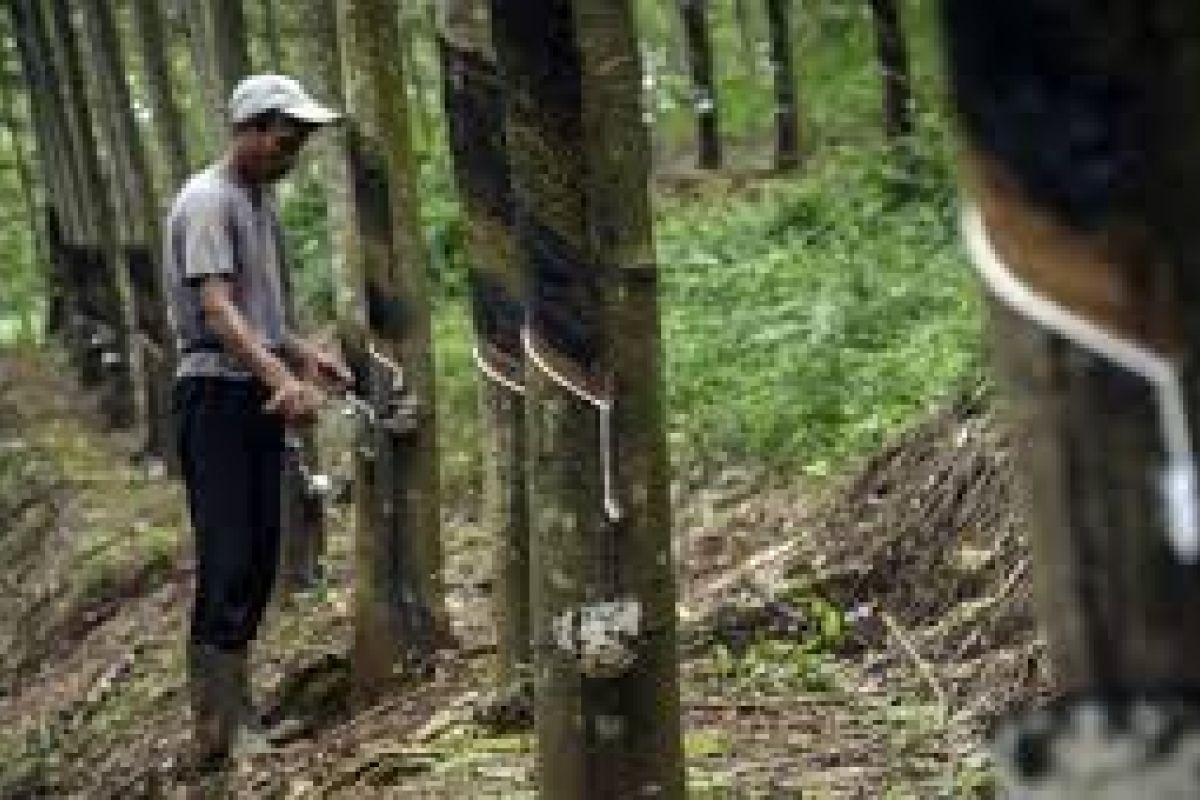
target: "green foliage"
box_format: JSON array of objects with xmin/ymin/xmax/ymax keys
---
[{"xmin": 656, "ymin": 137, "xmax": 983, "ymax": 474}]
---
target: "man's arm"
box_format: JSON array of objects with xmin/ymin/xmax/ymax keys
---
[{"xmin": 198, "ymin": 277, "xmax": 323, "ymax": 419}]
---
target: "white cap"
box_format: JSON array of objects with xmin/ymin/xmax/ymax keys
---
[{"xmin": 228, "ymin": 74, "xmax": 342, "ymax": 126}]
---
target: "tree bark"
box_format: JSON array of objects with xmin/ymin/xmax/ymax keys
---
[
  {"xmin": 1, "ymin": 14, "xmax": 53, "ymax": 326},
  {"xmin": 45, "ymin": 0, "xmax": 136, "ymax": 427},
  {"xmin": 764, "ymin": 0, "xmax": 800, "ymax": 170},
  {"xmin": 679, "ymin": 0, "xmax": 722, "ymax": 169},
  {"xmin": 490, "ymin": 0, "xmax": 685, "ymax": 795},
  {"xmin": 7, "ymin": 0, "xmax": 81, "ymax": 343},
  {"xmin": 81, "ymin": 0, "xmax": 176, "ymax": 466},
  {"xmin": 259, "ymin": 0, "xmax": 286, "ymax": 71},
  {"xmin": 944, "ymin": 0, "xmax": 1200, "ymax": 790},
  {"xmin": 437, "ymin": 0, "xmax": 532, "ymax": 700},
  {"xmin": 130, "ymin": 0, "xmax": 192, "ymax": 193},
  {"xmin": 337, "ymin": 0, "xmax": 447, "ymax": 702},
  {"xmin": 867, "ymin": 0, "xmax": 913, "ymax": 142}
]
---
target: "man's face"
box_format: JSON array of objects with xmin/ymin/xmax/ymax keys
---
[{"xmin": 242, "ymin": 115, "xmax": 316, "ymax": 183}]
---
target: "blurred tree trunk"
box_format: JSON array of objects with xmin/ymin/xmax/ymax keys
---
[
  {"xmin": 299, "ymin": 0, "xmax": 352, "ymax": 325},
  {"xmin": 7, "ymin": 0, "xmax": 81, "ymax": 343},
  {"xmin": 81, "ymin": 0, "xmax": 176, "ymax": 467},
  {"xmin": 45, "ymin": 0, "xmax": 136, "ymax": 427},
  {"xmin": 678, "ymin": 0, "xmax": 722, "ymax": 169},
  {"xmin": 437, "ymin": 0, "xmax": 532, "ymax": 709},
  {"xmin": 130, "ymin": 0, "xmax": 192, "ymax": 193},
  {"xmin": 0, "ymin": 25, "xmax": 50, "ymax": 317},
  {"xmin": 337, "ymin": 0, "xmax": 447, "ymax": 702},
  {"xmin": 490, "ymin": 0, "xmax": 686, "ymax": 795},
  {"xmin": 185, "ymin": 0, "xmax": 251, "ymax": 151},
  {"xmin": 764, "ymin": 0, "xmax": 800, "ymax": 170},
  {"xmin": 867, "ymin": 0, "xmax": 913, "ymax": 142},
  {"xmin": 944, "ymin": 0, "xmax": 1200, "ymax": 790},
  {"xmin": 259, "ymin": 0, "xmax": 285, "ymax": 71}
]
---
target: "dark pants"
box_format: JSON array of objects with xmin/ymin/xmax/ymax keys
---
[{"xmin": 176, "ymin": 377, "xmax": 283, "ymax": 652}]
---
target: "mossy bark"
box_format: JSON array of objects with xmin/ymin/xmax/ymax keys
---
[{"xmin": 338, "ymin": 0, "xmax": 446, "ymax": 702}]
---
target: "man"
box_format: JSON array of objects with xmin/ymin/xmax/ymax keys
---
[{"xmin": 164, "ymin": 74, "xmax": 350, "ymax": 767}]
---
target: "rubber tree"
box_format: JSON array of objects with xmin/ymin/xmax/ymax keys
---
[
  {"xmin": 944, "ymin": 0, "xmax": 1200, "ymax": 792},
  {"xmin": 490, "ymin": 0, "xmax": 685, "ymax": 795},
  {"xmin": 184, "ymin": 0, "xmax": 251, "ymax": 151},
  {"xmin": 81, "ymin": 0, "xmax": 176, "ymax": 468},
  {"xmin": 11, "ymin": 0, "xmax": 90, "ymax": 374},
  {"xmin": 258, "ymin": 0, "xmax": 285, "ymax": 71},
  {"xmin": 867, "ymin": 0, "xmax": 913, "ymax": 142},
  {"xmin": 764, "ymin": 0, "xmax": 800, "ymax": 170},
  {"xmin": 45, "ymin": 0, "xmax": 136, "ymax": 427},
  {"xmin": 679, "ymin": 0, "xmax": 722, "ymax": 169},
  {"xmin": 130, "ymin": 0, "xmax": 192, "ymax": 194},
  {"xmin": 3, "ymin": 7, "xmax": 61, "ymax": 334},
  {"xmin": 337, "ymin": 0, "xmax": 447, "ymax": 701},
  {"xmin": 437, "ymin": 0, "xmax": 532, "ymax": 713}
]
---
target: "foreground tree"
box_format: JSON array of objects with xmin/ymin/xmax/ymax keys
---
[
  {"xmin": 491, "ymin": 0, "xmax": 685, "ymax": 795},
  {"xmin": 944, "ymin": 0, "xmax": 1200, "ymax": 791},
  {"xmin": 337, "ymin": 0, "xmax": 447, "ymax": 701}
]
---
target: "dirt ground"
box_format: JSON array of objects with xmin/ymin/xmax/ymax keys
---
[{"xmin": 0, "ymin": 347, "xmax": 1047, "ymax": 798}]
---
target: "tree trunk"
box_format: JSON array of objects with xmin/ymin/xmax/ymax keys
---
[
  {"xmin": 678, "ymin": 0, "xmax": 722, "ymax": 169},
  {"xmin": 7, "ymin": 0, "xmax": 81, "ymax": 344},
  {"xmin": 944, "ymin": 0, "xmax": 1200, "ymax": 790},
  {"xmin": 184, "ymin": 0, "xmax": 251, "ymax": 150},
  {"xmin": 490, "ymin": 0, "xmax": 685, "ymax": 796},
  {"xmin": 337, "ymin": 0, "xmax": 447, "ymax": 702},
  {"xmin": 130, "ymin": 0, "xmax": 192, "ymax": 193},
  {"xmin": 259, "ymin": 0, "xmax": 286, "ymax": 71},
  {"xmin": 0, "ymin": 22, "xmax": 52, "ymax": 325},
  {"xmin": 437, "ymin": 0, "xmax": 532, "ymax": 702},
  {"xmin": 298, "ymin": 0, "xmax": 353, "ymax": 325},
  {"xmin": 81, "ymin": 0, "xmax": 176, "ymax": 467},
  {"xmin": 211, "ymin": 0, "xmax": 252, "ymax": 107},
  {"xmin": 45, "ymin": 0, "xmax": 136, "ymax": 427},
  {"xmin": 867, "ymin": 0, "xmax": 913, "ymax": 142},
  {"xmin": 764, "ymin": 0, "xmax": 800, "ymax": 170}
]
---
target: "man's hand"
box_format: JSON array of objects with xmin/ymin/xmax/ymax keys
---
[
  {"xmin": 264, "ymin": 376, "xmax": 326, "ymax": 425},
  {"xmin": 292, "ymin": 337, "xmax": 354, "ymax": 392}
]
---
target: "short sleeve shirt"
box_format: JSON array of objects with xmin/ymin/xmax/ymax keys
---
[{"xmin": 163, "ymin": 161, "xmax": 288, "ymax": 379}]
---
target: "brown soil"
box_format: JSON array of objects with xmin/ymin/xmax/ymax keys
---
[{"xmin": 0, "ymin": 348, "xmax": 1042, "ymax": 798}]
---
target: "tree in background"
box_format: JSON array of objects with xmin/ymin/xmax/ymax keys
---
[
  {"xmin": 679, "ymin": 0, "xmax": 722, "ymax": 169},
  {"xmin": 337, "ymin": 0, "xmax": 448, "ymax": 701},
  {"xmin": 437, "ymin": 0, "xmax": 533, "ymax": 726},
  {"xmin": 765, "ymin": 0, "xmax": 801, "ymax": 170}
]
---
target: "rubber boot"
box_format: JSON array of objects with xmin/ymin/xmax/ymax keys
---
[
  {"xmin": 230, "ymin": 649, "xmax": 307, "ymax": 750},
  {"xmin": 186, "ymin": 641, "xmax": 235, "ymax": 773}
]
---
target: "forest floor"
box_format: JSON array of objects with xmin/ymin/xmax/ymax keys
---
[{"xmin": 0, "ymin": 346, "xmax": 1048, "ymax": 798}]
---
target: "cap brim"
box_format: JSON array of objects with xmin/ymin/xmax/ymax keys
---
[{"xmin": 281, "ymin": 100, "xmax": 342, "ymax": 126}]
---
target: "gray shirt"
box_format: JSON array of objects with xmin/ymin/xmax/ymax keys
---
[{"xmin": 163, "ymin": 161, "xmax": 288, "ymax": 379}]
